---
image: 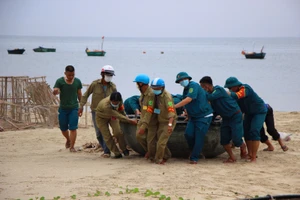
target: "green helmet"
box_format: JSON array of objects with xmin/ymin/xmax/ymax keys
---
[
  {"xmin": 175, "ymin": 72, "xmax": 192, "ymax": 83},
  {"xmin": 224, "ymin": 77, "xmax": 243, "ymax": 88}
]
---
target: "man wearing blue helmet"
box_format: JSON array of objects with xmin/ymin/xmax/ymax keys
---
[
  {"xmin": 174, "ymin": 72, "xmax": 213, "ymax": 164},
  {"xmin": 148, "ymin": 78, "xmax": 177, "ymax": 164},
  {"xmin": 133, "ymin": 74, "xmax": 157, "ymax": 159}
]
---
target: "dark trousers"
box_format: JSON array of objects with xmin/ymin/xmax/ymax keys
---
[{"xmin": 260, "ymin": 104, "xmax": 280, "ymax": 143}]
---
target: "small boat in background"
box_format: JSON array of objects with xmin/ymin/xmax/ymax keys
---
[
  {"xmin": 86, "ymin": 36, "xmax": 106, "ymax": 56},
  {"xmin": 33, "ymin": 46, "xmax": 56, "ymax": 52},
  {"xmin": 241, "ymin": 46, "xmax": 266, "ymax": 59},
  {"xmin": 7, "ymin": 48, "xmax": 25, "ymax": 54},
  {"xmin": 85, "ymin": 48, "xmax": 106, "ymax": 56}
]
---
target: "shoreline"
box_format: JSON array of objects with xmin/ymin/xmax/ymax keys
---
[{"xmin": 0, "ymin": 111, "xmax": 299, "ymax": 199}]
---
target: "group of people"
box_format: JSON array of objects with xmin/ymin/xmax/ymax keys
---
[{"xmin": 53, "ymin": 64, "xmax": 288, "ymax": 164}]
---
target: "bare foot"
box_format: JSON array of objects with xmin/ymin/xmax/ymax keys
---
[
  {"xmin": 246, "ymin": 158, "xmax": 256, "ymax": 163},
  {"xmin": 240, "ymin": 143, "xmax": 248, "ymax": 159},
  {"xmin": 65, "ymin": 141, "xmax": 71, "ymax": 149},
  {"xmin": 281, "ymin": 145, "xmax": 289, "ymax": 152},
  {"xmin": 70, "ymin": 148, "xmax": 77, "ymax": 152},
  {"xmin": 223, "ymin": 157, "xmax": 236, "ymax": 163}
]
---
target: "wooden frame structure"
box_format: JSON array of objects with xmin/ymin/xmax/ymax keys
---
[{"xmin": 0, "ymin": 76, "xmax": 59, "ymax": 131}]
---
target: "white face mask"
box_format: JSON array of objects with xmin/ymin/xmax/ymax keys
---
[
  {"xmin": 104, "ymin": 75, "xmax": 113, "ymax": 82},
  {"xmin": 110, "ymin": 102, "xmax": 119, "ymax": 108}
]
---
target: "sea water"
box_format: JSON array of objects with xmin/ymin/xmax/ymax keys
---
[{"xmin": 0, "ymin": 36, "xmax": 299, "ymax": 111}]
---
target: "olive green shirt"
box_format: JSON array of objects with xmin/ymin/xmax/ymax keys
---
[
  {"xmin": 96, "ymin": 96, "xmax": 130, "ymax": 123},
  {"xmin": 80, "ymin": 79, "xmax": 117, "ymax": 111},
  {"xmin": 154, "ymin": 90, "xmax": 177, "ymax": 123},
  {"xmin": 138, "ymin": 87, "xmax": 156, "ymax": 129}
]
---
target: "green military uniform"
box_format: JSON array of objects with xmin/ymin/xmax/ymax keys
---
[
  {"xmin": 80, "ymin": 79, "xmax": 117, "ymax": 111},
  {"xmin": 96, "ymin": 96, "xmax": 131, "ymax": 157},
  {"xmin": 136, "ymin": 87, "xmax": 157, "ymax": 157},
  {"xmin": 148, "ymin": 90, "xmax": 177, "ymax": 163}
]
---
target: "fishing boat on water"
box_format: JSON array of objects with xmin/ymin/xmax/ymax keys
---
[
  {"xmin": 85, "ymin": 36, "xmax": 106, "ymax": 56},
  {"xmin": 7, "ymin": 48, "xmax": 25, "ymax": 54},
  {"xmin": 33, "ymin": 46, "xmax": 56, "ymax": 52},
  {"xmin": 241, "ymin": 46, "xmax": 266, "ymax": 59}
]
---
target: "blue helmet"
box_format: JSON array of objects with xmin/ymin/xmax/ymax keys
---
[
  {"xmin": 151, "ymin": 78, "xmax": 165, "ymax": 88},
  {"xmin": 133, "ymin": 74, "xmax": 150, "ymax": 84}
]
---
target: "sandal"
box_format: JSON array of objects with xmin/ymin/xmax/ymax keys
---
[
  {"xmin": 101, "ymin": 153, "xmax": 111, "ymax": 158},
  {"xmin": 70, "ymin": 148, "xmax": 76, "ymax": 152},
  {"xmin": 112, "ymin": 154, "xmax": 123, "ymax": 159},
  {"xmin": 263, "ymin": 148, "xmax": 274, "ymax": 151},
  {"xmin": 281, "ymin": 145, "xmax": 289, "ymax": 152},
  {"xmin": 189, "ymin": 160, "xmax": 197, "ymax": 164}
]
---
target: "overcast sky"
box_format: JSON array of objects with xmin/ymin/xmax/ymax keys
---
[{"xmin": 0, "ymin": 0, "xmax": 299, "ymax": 37}]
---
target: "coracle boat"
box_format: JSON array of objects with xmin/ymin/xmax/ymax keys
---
[
  {"xmin": 7, "ymin": 48, "xmax": 25, "ymax": 54},
  {"xmin": 85, "ymin": 36, "xmax": 106, "ymax": 56},
  {"xmin": 120, "ymin": 115, "xmax": 225, "ymax": 158},
  {"xmin": 85, "ymin": 48, "xmax": 106, "ymax": 56}
]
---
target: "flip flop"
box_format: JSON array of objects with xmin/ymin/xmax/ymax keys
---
[
  {"xmin": 263, "ymin": 148, "xmax": 274, "ymax": 151},
  {"xmin": 281, "ymin": 145, "xmax": 289, "ymax": 152},
  {"xmin": 69, "ymin": 148, "xmax": 77, "ymax": 152},
  {"xmin": 189, "ymin": 160, "xmax": 197, "ymax": 164}
]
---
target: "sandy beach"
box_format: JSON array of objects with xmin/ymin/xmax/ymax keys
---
[{"xmin": 0, "ymin": 111, "xmax": 300, "ymax": 200}]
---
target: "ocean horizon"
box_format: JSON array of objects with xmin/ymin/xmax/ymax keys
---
[{"xmin": 1, "ymin": 35, "xmax": 300, "ymax": 111}]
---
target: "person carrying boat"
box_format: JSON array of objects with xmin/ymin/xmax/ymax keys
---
[
  {"xmin": 171, "ymin": 94, "xmax": 184, "ymax": 115},
  {"xmin": 260, "ymin": 103, "xmax": 288, "ymax": 152},
  {"xmin": 199, "ymin": 76, "xmax": 247, "ymax": 163},
  {"xmin": 224, "ymin": 77, "xmax": 267, "ymax": 162},
  {"xmin": 133, "ymin": 74, "xmax": 158, "ymax": 160},
  {"xmin": 78, "ymin": 65, "xmax": 116, "ymax": 158},
  {"xmin": 53, "ymin": 65, "xmax": 83, "ymax": 152},
  {"xmin": 124, "ymin": 95, "xmax": 141, "ymax": 115},
  {"xmin": 174, "ymin": 72, "xmax": 213, "ymax": 164},
  {"xmin": 95, "ymin": 92, "xmax": 137, "ymax": 158},
  {"xmin": 147, "ymin": 78, "xmax": 177, "ymax": 164}
]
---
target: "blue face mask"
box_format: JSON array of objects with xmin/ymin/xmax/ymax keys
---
[
  {"xmin": 153, "ymin": 90, "xmax": 162, "ymax": 95},
  {"xmin": 180, "ymin": 80, "xmax": 189, "ymax": 87}
]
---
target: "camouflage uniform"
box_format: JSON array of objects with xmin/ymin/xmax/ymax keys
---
[
  {"xmin": 148, "ymin": 90, "xmax": 177, "ymax": 162},
  {"xmin": 95, "ymin": 96, "xmax": 130, "ymax": 157}
]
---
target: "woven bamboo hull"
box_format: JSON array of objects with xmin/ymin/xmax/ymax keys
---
[{"xmin": 120, "ymin": 116, "xmax": 225, "ymax": 158}]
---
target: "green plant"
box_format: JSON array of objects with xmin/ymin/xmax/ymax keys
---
[
  {"xmin": 94, "ymin": 190, "xmax": 101, "ymax": 196},
  {"xmin": 105, "ymin": 191, "xmax": 110, "ymax": 196},
  {"xmin": 70, "ymin": 194, "xmax": 76, "ymax": 199},
  {"xmin": 53, "ymin": 196, "xmax": 60, "ymax": 200}
]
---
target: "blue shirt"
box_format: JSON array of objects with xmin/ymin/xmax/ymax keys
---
[
  {"xmin": 230, "ymin": 84, "xmax": 267, "ymax": 115},
  {"xmin": 124, "ymin": 95, "xmax": 140, "ymax": 115},
  {"xmin": 182, "ymin": 81, "xmax": 213, "ymax": 118},
  {"xmin": 206, "ymin": 85, "xmax": 240, "ymax": 119}
]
